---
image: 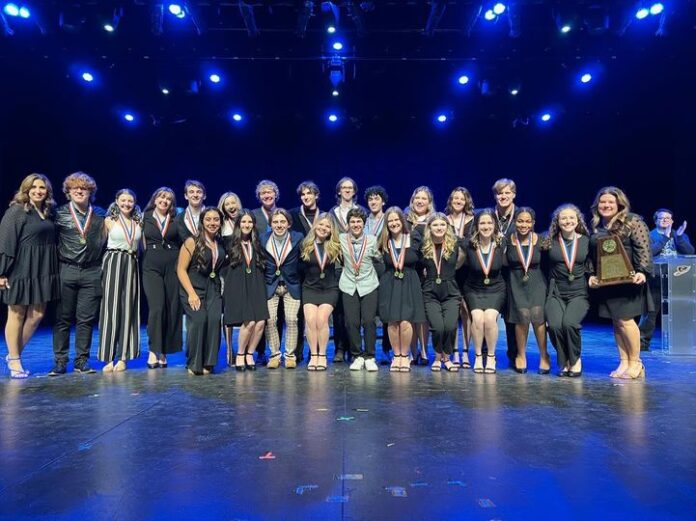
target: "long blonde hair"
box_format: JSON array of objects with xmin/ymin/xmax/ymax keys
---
[
  {"xmin": 300, "ymin": 213, "xmax": 342, "ymax": 263},
  {"xmin": 590, "ymin": 186, "xmax": 631, "ymax": 234},
  {"xmin": 10, "ymin": 173, "xmax": 57, "ymax": 213},
  {"xmin": 421, "ymin": 212, "xmax": 458, "ymax": 260}
]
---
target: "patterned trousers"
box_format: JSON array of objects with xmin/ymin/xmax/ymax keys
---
[{"xmin": 265, "ymin": 285, "xmax": 301, "ymax": 358}]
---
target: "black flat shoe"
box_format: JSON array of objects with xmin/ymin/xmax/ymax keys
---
[
  {"xmin": 558, "ymin": 370, "xmax": 570, "ymax": 377},
  {"xmin": 159, "ymin": 362, "xmax": 168, "ymax": 369},
  {"xmin": 538, "ymin": 368, "xmax": 550, "ymax": 375},
  {"xmin": 514, "ymin": 367, "xmax": 528, "ymax": 374},
  {"xmin": 147, "ymin": 362, "xmax": 159, "ymax": 369},
  {"xmin": 568, "ymin": 370, "xmax": 582, "ymax": 378}
]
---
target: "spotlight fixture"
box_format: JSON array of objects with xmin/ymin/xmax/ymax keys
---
[
  {"xmin": 436, "ymin": 114, "xmax": 448, "ymax": 123},
  {"xmin": 580, "ymin": 73, "xmax": 592, "ymax": 84},
  {"xmin": 209, "ymin": 73, "xmax": 221, "ymax": 84},
  {"xmin": 161, "ymin": 88, "xmax": 170, "ymax": 95},
  {"xmin": 492, "ymin": 3, "xmax": 506, "ymax": 15},
  {"xmin": 123, "ymin": 113, "xmax": 135, "ymax": 123},
  {"xmin": 510, "ymin": 88, "xmax": 519, "ymax": 96},
  {"xmin": 81, "ymin": 71, "xmax": 94, "ymax": 83},
  {"xmin": 3, "ymin": 3, "xmax": 19, "ymax": 17},
  {"xmin": 635, "ymin": 7, "xmax": 649, "ymax": 19},
  {"xmin": 650, "ymin": 3, "xmax": 664, "ymax": 15},
  {"xmin": 168, "ymin": 4, "xmax": 185, "ymax": 18},
  {"xmin": 458, "ymin": 75, "xmax": 470, "ymax": 85},
  {"xmin": 232, "ymin": 113, "xmax": 243, "ymax": 122},
  {"xmin": 328, "ymin": 113, "xmax": 338, "ymax": 123},
  {"xmin": 332, "ymin": 41, "xmax": 344, "ymax": 51},
  {"xmin": 332, "ymin": 90, "xmax": 339, "ymax": 97},
  {"xmin": 484, "ymin": 9, "xmax": 496, "ymax": 21},
  {"xmin": 327, "ymin": 25, "xmax": 335, "ymax": 34},
  {"xmin": 540, "ymin": 113, "xmax": 552, "ymax": 122},
  {"xmin": 103, "ymin": 23, "xmax": 114, "ymax": 32}
]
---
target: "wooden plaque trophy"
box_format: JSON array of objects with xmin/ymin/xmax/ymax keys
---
[{"xmin": 596, "ymin": 235, "xmax": 635, "ymax": 286}]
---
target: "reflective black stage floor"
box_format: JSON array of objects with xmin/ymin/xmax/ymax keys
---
[{"xmin": 1, "ymin": 326, "xmax": 695, "ymax": 521}]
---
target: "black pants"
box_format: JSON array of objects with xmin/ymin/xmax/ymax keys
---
[
  {"xmin": 545, "ymin": 293, "xmax": 589, "ymax": 369},
  {"xmin": 142, "ymin": 247, "xmax": 183, "ymax": 354},
  {"xmin": 342, "ymin": 289, "xmax": 378, "ymax": 359},
  {"xmin": 53, "ymin": 263, "xmax": 102, "ymax": 364},
  {"xmin": 504, "ymin": 320, "xmax": 517, "ymax": 362},
  {"xmin": 638, "ymin": 274, "xmax": 661, "ymax": 349},
  {"xmin": 182, "ymin": 292, "xmax": 222, "ymax": 373},
  {"xmin": 332, "ymin": 294, "xmax": 350, "ymax": 354},
  {"xmin": 295, "ymin": 307, "xmax": 306, "ymax": 361},
  {"xmin": 425, "ymin": 297, "xmax": 459, "ymax": 355}
]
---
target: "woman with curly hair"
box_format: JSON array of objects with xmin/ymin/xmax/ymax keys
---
[
  {"xmin": 223, "ymin": 209, "xmax": 268, "ymax": 371},
  {"xmin": 0, "ymin": 173, "xmax": 60, "ymax": 378},
  {"xmin": 420, "ymin": 213, "xmax": 465, "ymax": 372},
  {"xmin": 445, "ymin": 186, "xmax": 475, "ymax": 368},
  {"xmin": 588, "ymin": 187, "xmax": 653, "ymax": 379},
  {"xmin": 505, "ymin": 207, "xmax": 549, "ymax": 374},
  {"xmin": 462, "ymin": 208, "xmax": 507, "ymax": 374},
  {"xmin": 142, "ymin": 187, "xmax": 182, "ymax": 369},
  {"xmin": 300, "ymin": 213, "xmax": 342, "ymax": 371},
  {"xmin": 541, "ymin": 204, "xmax": 591, "ymax": 377},
  {"xmin": 99, "ymin": 189, "xmax": 143, "ymax": 372},
  {"xmin": 378, "ymin": 207, "xmax": 426, "ymax": 372},
  {"xmin": 177, "ymin": 207, "xmax": 226, "ymax": 375}
]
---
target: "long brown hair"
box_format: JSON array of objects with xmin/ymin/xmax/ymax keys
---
[
  {"xmin": 10, "ymin": 173, "xmax": 57, "ymax": 214},
  {"xmin": 470, "ymin": 208, "xmax": 504, "ymax": 249},
  {"xmin": 445, "ymin": 186, "xmax": 475, "ymax": 217},
  {"xmin": 379, "ymin": 206, "xmax": 410, "ymax": 252},
  {"xmin": 191, "ymin": 207, "xmax": 224, "ymax": 271},
  {"xmin": 144, "ymin": 187, "xmax": 177, "ymax": 217},
  {"xmin": 406, "ymin": 186, "xmax": 435, "ymax": 225},
  {"xmin": 227, "ymin": 209, "xmax": 265, "ymax": 270}
]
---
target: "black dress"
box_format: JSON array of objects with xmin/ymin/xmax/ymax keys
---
[
  {"xmin": 462, "ymin": 238, "xmax": 507, "ymax": 312},
  {"xmin": 378, "ymin": 234, "xmax": 426, "ymax": 323},
  {"xmin": 300, "ymin": 247, "xmax": 340, "ymax": 308},
  {"xmin": 0, "ymin": 205, "xmax": 59, "ymax": 305},
  {"xmin": 142, "ymin": 211, "xmax": 183, "ymax": 354},
  {"xmin": 223, "ymin": 244, "xmax": 270, "ymax": 325},
  {"xmin": 505, "ymin": 235, "xmax": 546, "ymax": 324},
  {"xmin": 590, "ymin": 214, "xmax": 653, "ymax": 320}
]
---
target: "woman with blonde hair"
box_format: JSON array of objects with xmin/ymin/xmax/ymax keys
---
[
  {"xmin": 462, "ymin": 208, "xmax": 507, "ymax": 374},
  {"xmin": 300, "ymin": 213, "xmax": 342, "ymax": 370},
  {"xmin": 0, "ymin": 174, "xmax": 60, "ymax": 378},
  {"xmin": 541, "ymin": 204, "xmax": 591, "ymax": 377},
  {"xmin": 218, "ymin": 190, "xmax": 243, "ymax": 365},
  {"xmin": 420, "ymin": 212, "xmax": 465, "ymax": 372},
  {"xmin": 378, "ymin": 207, "xmax": 426, "ymax": 372},
  {"xmin": 588, "ymin": 187, "xmax": 652, "ymax": 379}
]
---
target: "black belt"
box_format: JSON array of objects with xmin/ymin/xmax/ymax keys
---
[{"xmin": 60, "ymin": 259, "xmax": 101, "ymax": 269}]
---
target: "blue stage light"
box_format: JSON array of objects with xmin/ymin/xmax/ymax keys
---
[
  {"xmin": 232, "ymin": 113, "xmax": 243, "ymax": 122},
  {"xmin": 168, "ymin": 4, "xmax": 185, "ymax": 18},
  {"xmin": 560, "ymin": 24, "xmax": 572, "ymax": 33},
  {"xmin": 332, "ymin": 90, "xmax": 339, "ymax": 97},
  {"xmin": 650, "ymin": 3, "xmax": 664, "ymax": 15},
  {"xmin": 327, "ymin": 25, "xmax": 336, "ymax": 34},
  {"xmin": 580, "ymin": 73, "xmax": 592, "ymax": 84},
  {"xmin": 328, "ymin": 114, "xmax": 338, "ymax": 123},
  {"xmin": 209, "ymin": 73, "xmax": 221, "ymax": 84},
  {"xmin": 81, "ymin": 71, "xmax": 94, "ymax": 83},
  {"xmin": 18, "ymin": 5, "xmax": 28, "ymax": 18},
  {"xmin": 3, "ymin": 3, "xmax": 19, "ymax": 16},
  {"xmin": 161, "ymin": 88, "xmax": 170, "ymax": 95},
  {"xmin": 458, "ymin": 75, "xmax": 470, "ymax": 85},
  {"xmin": 540, "ymin": 113, "xmax": 552, "ymax": 122},
  {"xmin": 492, "ymin": 3, "xmax": 506, "ymax": 15},
  {"xmin": 484, "ymin": 9, "xmax": 496, "ymax": 21},
  {"xmin": 332, "ymin": 41, "xmax": 344, "ymax": 51},
  {"xmin": 635, "ymin": 7, "xmax": 650, "ymax": 19},
  {"xmin": 123, "ymin": 113, "xmax": 135, "ymax": 123},
  {"xmin": 103, "ymin": 23, "xmax": 115, "ymax": 32},
  {"xmin": 510, "ymin": 88, "xmax": 519, "ymax": 96},
  {"xmin": 437, "ymin": 114, "xmax": 447, "ymax": 123}
]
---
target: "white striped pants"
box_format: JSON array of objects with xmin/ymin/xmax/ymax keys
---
[{"xmin": 98, "ymin": 250, "xmax": 141, "ymax": 362}]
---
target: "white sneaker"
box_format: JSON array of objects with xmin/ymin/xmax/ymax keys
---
[
  {"xmin": 364, "ymin": 358, "xmax": 379, "ymax": 372},
  {"xmin": 350, "ymin": 357, "xmax": 365, "ymax": 371}
]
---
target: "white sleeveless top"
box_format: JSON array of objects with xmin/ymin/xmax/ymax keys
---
[{"xmin": 107, "ymin": 218, "xmax": 142, "ymax": 253}]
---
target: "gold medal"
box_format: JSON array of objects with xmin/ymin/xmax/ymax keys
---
[
  {"xmin": 398, "ymin": 272, "xmax": 404, "ymax": 279},
  {"xmin": 79, "ymin": 237, "xmax": 87, "ymax": 245},
  {"xmin": 436, "ymin": 277, "xmax": 442, "ymax": 285},
  {"xmin": 210, "ymin": 272, "xmax": 216, "ymax": 279},
  {"xmin": 484, "ymin": 277, "xmax": 491, "ymax": 285},
  {"xmin": 522, "ymin": 274, "xmax": 529, "ymax": 282},
  {"xmin": 320, "ymin": 272, "xmax": 326, "ymax": 279},
  {"xmin": 275, "ymin": 269, "xmax": 281, "ymax": 276},
  {"xmin": 245, "ymin": 267, "xmax": 252, "ymax": 274},
  {"xmin": 568, "ymin": 274, "xmax": 575, "ymax": 281}
]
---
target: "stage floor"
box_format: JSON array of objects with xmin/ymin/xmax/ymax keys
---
[{"xmin": 1, "ymin": 325, "xmax": 695, "ymax": 520}]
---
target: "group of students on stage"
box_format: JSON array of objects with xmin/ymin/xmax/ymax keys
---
[{"xmin": 0, "ymin": 172, "xmax": 661, "ymax": 381}]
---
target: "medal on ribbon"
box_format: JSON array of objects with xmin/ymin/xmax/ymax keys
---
[
  {"xmin": 335, "ymin": 207, "xmax": 350, "ymax": 232},
  {"xmin": 366, "ymin": 214, "xmax": 385, "ymax": 237},
  {"xmin": 389, "ymin": 234, "xmax": 409, "ymax": 279},
  {"xmin": 434, "ymin": 243, "xmax": 444, "ymax": 284},
  {"xmin": 206, "ymin": 237, "xmax": 219, "ymax": 278},
  {"xmin": 347, "ymin": 235, "xmax": 367, "ymax": 277},
  {"xmin": 69, "ymin": 202, "xmax": 93, "ymax": 245},
  {"xmin": 476, "ymin": 242, "xmax": 496, "ymax": 285},
  {"xmin": 270, "ymin": 234, "xmax": 292, "ymax": 277},
  {"xmin": 154, "ymin": 211, "xmax": 171, "ymax": 242},
  {"xmin": 559, "ymin": 233, "xmax": 578, "ymax": 282},
  {"xmin": 118, "ymin": 214, "xmax": 136, "ymax": 251},
  {"xmin": 314, "ymin": 241, "xmax": 328, "ymax": 279},
  {"xmin": 242, "ymin": 240, "xmax": 253, "ymax": 274},
  {"xmin": 514, "ymin": 233, "xmax": 535, "ymax": 282},
  {"xmin": 184, "ymin": 207, "xmax": 200, "ymax": 236}
]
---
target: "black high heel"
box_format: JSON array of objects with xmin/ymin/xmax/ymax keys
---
[
  {"xmin": 245, "ymin": 353, "xmax": 257, "ymax": 371},
  {"xmin": 473, "ymin": 354, "xmax": 484, "ymax": 374}
]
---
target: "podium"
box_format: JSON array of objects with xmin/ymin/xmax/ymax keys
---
[{"xmin": 657, "ymin": 256, "xmax": 696, "ymax": 355}]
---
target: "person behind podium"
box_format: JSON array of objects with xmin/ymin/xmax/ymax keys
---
[{"xmin": 638, "ymin": 209, "xmax": 694, "ymax": 351}]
